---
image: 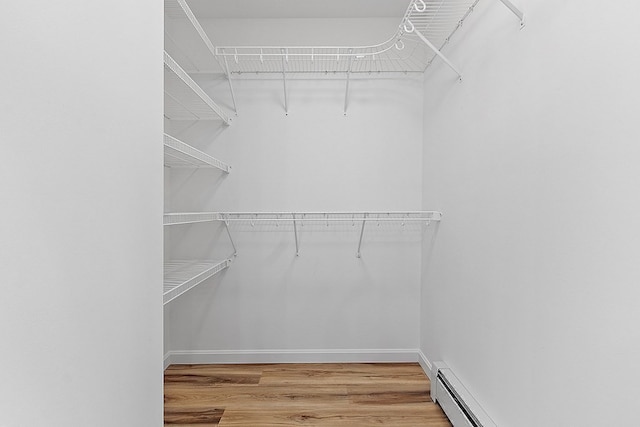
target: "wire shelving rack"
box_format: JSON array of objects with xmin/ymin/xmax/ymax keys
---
[
  {"xmin": 163, "ymin": 211, "xmax": 442, "ymax": 258},
  {"xmin": 164, "ymin": 133, "xmax": 230, "ymax": 172},
  {"xmin": 164, "ymin": 212, "xmax": 221, "ymax": 226},
  {"xmin": 166, "ymin": 0, "xmax": 523, "ymax": 113},
  {"xmin": 219, "ymin": 211, "xmax": 442, "ymax": 224},
  {"xmin": 164, "ymin": 259, "xmax": 232, "ymax": 305},
  {"xmin": 212, "ymin": 0, "xmax": 523, "ymax": 75},
  {"xmin": 164, "ymin": 51, "xmax": 231, "ymax": 123}
]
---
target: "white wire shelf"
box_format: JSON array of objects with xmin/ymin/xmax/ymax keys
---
[
  {"xmin": 164, "ymin": 133, "xmax": 230, "ymax": 172},
  {"xmin": 163, "ymin": 211, "xmax": 441, "ymax": 257},
  {"xmin": 218, "ymin": 211, "xmax": 442, "ymax": 258},
  {"xmin": 219, "ymin": 211, "xmax": 443, "ymax": 223},
  {"xmin": 164, "ymin": 212, "xmax": 222, "ymax": 226},
  {"xmin": 214, "ymin": 0, "xmax": 481, "ymax": 74},
  {"xmin": 164, "ymin": 51, "xmax": 231, "ymax": 123},
  {"xmin": 163, "ymin": 211, "xmax": 442, "ymax": 225},
  {"xmin": 164, "ymin": 259, "xmax": 232, "ymax": 305}
]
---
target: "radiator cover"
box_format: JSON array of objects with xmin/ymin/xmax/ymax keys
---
[{"xmin": 431, "ymin": 362, "xmax": 497, "ymax": 427}]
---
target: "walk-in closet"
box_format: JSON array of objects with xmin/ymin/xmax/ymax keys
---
[{"xmin": 4, "ymin": 0, "xmax": 640, "ymax": 425}]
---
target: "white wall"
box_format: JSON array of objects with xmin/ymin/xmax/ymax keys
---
[
  {"xmin": 165, "ymin": 17, "xmax": 400, "ymax": 72},
  {"xmin": 0, "ymin": 2, "xmax": 163, "ymax": 425},
  {"xmin": 421, "ymin": 0, "xmax": 640, "ymax": 425},
  {"xmin": 164, "ymin": 73, "xmax": 425, "ymax": 359}
]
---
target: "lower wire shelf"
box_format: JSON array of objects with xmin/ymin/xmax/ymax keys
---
[{"xmin": 163, "ymin": 259, "xmax": 232, "ymax": 305}]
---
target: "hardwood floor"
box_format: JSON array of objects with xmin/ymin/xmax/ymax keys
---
[{"xmin": 164, "ymin": 363, "xmax": 452, "ymax": 426}]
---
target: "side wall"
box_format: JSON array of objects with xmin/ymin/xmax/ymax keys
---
[
  {"xmin": 421, "ymin": 1, "xmax": 640, "ymax": 425},
  {"xmin": 164, "ymin": 73, "xmax": 425, "ymax": 360},
  {"xmin": 0, "ymin": 2, "xmax": 163, "ymax": 425}
]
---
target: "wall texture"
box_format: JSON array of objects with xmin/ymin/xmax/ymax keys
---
[
  {"xmin": 164, "ymin": 74, "xmax": 426, "ymax": 360},
  {"xmin": 421, "ymin": 0, "xmax": 640, "ymax": 425},
  {"xmin": 0, "ymin": 1, "xmax": 163, "ymax": 425}
]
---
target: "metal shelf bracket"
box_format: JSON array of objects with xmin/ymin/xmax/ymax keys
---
[
  {"xmin": 409, "ymin": 21, "xmax": 463, "ymax": 81},
  {"xmin": 497, "ymin": 0, "xmax": 525, "ymax": 27},
  {"xmin": 356, "ymin": 213, "xmax": 368, "ymax": 258},
  {"xmin": 281, "ymin": 48, "xmax": 289, "ymax": 115},
  {"xmin": 221, "ymin": 49, "xmax": 239, "ymax": 114},
  {"xmin": 344, "ymin": 48, "xmax": 354, "ymax": 115},
  {"xmin": 222, "ymin": 215, "xmax": 238, "ymax": 257},
  {"xmin": 293, "ymin": 213, "xmax": 300, "ymax": 256}
]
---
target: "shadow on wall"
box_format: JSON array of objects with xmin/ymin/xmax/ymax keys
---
[
  {"xmin": 421, "ymin": 220, "xmax": 441, "ymax": 285},
  {"xmin": 167, "ymin": 167, "xmax": 229, "ymax": 210},
  {"xmin": 165, "ymin": 119, "xmax": 229, "ymax": 151}
]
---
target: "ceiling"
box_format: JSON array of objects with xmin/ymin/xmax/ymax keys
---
[{"xmin": 187, "ymin": 0, "xmax": 411, "ymax": 19}]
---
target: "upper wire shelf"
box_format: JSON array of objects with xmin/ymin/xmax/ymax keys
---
[
  {"xmin": 214, "ymin": 0, "xmax": 481, "ymax": 74},
  {"xmin": 164, "ymin": 51, "xmax": 231, "ymax": 123},
  {"xmin": 164, "ymin": 133, "xmax": 230, "ymax": 172}
]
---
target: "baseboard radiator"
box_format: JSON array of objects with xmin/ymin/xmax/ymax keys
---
[{"xmin": 431, "ymin": 362, "xmax": 496, "ymax": 427}]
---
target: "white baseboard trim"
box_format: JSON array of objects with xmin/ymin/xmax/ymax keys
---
[
  {"xmin": 417, "ymin": 350, "xmax": 433, "ymax": 380},
  {"xmin": 163, "ymin": 352, "xmax": 172, "ymax": 370},
  {"xmin": 165, "ymin": 349, "xmax": 420, "ymax": 365}
]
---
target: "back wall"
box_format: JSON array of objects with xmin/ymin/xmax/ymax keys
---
[{"xmin": 164, "ymin": 73, "xmax": 427, "ymax": 360}]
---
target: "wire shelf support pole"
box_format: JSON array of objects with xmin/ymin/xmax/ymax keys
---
[
  {"xmin": 356, "ymin": 213, "xmax": 368, "ymax": 258},
  {"xmin": 344, "ymin": 49, "xmax": 354, "ymax": 115},
  {"xmin": 497, "ymin": 0, "xmax": 525, "ymax": 27},
  {"xmin": 281, "ymin": 49, "xmax": 289, "ymax": 115},
  {"xmin": 292, "ymin": 213, "xmax": 300, "ymax": 257},
  {"xmin": 410, "ymin": 22, "xmax": 463, "ymax": 81},
  {"xmin": 222, "ymin": 216, "xmax": 238, "ymax": 257},
  {"xmin": 221, "ymin": 49, "xmax": 239, "ymax": 114}
]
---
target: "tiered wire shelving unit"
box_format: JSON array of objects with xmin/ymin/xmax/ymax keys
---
[
  {"xmin": 161, "ymin": 0, "xmax": 524, "ymax": 301},
  {"xmin": 164, "ymin": 0, "xmax": 235, "ymax": 305}
]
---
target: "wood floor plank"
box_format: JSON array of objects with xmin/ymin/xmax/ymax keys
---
[
  {"xmin": 347, "ymin": 383, "xmax": 432, "ymax": 405},
  {"xmin": 259, "ymin": 362, "xmax": 428, "ymax": 386},
  {"xmin": 217, "ymin": 406, "xmax": 451, "ymax": 427},
  {"xmin": 164, "ymin": 407, "xmax": 224, "ymax": 424},
  {"xmin": 165, "ymin": 364, "xmax": 266, "ymax": 376},
  {"xmin": 164, "ymin": 425, "xmax": 219, "ymax": 427},
  {"xmin": 165, "ymin": 364, "xmax": 262, "ymax": 386},
  {"xmin": 165, "ymin": 385, "xmax": 350, "ymax": 410}
]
